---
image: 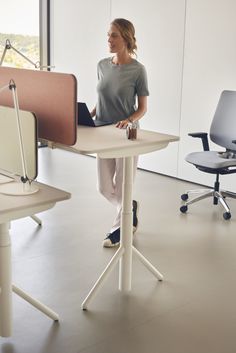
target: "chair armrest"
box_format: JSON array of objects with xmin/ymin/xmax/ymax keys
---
[{"xmin": 188, "ymin": 132, "xmax": 210, "ymax": 151}]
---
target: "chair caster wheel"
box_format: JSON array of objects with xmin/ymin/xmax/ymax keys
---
[
  {"xmin": 180, "ymin": 205, "xmax": 188, "ymax": 213},
  {"xmin": 181, "ymin": 193, "xmax": 188, "ymax": 201},
  {"xmin": 223, "ymin": 212, "xmax": 231, "ymax": 220}
]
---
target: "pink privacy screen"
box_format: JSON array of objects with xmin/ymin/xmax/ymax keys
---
[{"xmin": 0, "ymin": 67, "xmax": 77, "ymax": 145}]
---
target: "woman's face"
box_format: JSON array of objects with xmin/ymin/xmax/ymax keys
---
[{"xmin": 107, "ymin": 24, "xmax": 127, "ymax": 54}]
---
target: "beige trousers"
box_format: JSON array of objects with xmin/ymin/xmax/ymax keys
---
[{"xmin": 97, "ymin": 156, "xmax": 138, "ymax": 233}]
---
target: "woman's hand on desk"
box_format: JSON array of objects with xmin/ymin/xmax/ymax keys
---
[{"xmin": 116, "ymin": 119, "xmax": 130, "ymax": 129}]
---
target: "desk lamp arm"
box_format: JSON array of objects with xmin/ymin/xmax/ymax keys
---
[
  {"xmin": 0, "ymin": 44, "xmax": 9, "ymax": 66},
  {"xmin": 9, "ymin": 80, "xmax": 28, "ymax": 183},
  {"xmin": 0, "ymin": 39, "xmax": 54, "ymax": 69},
  {"xmin": 0, "ymin": 80, "xmax": 29, "ymax": 183}
]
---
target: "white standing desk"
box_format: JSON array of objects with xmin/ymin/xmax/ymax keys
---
[
  {"xmin": 50, "ymin": 125, "xmax": 179, "ymax": 309},
  {"xmin": 0, "ymin": 180, "xmax": 70, "ymax": 337}
]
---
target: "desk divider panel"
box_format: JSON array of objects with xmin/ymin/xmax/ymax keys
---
[{"xmin": 0, "ymin": 67, "xmax": 77, "ymax": 145}]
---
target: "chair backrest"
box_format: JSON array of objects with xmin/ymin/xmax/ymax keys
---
[{"xmin": 210, "ymin": 90, "xmax": 236, "ymax": 152}]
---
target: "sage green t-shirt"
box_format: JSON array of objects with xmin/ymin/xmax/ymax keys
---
[{"xmin": 96, "ymin": 57, "xmax": 149, "ymax": 123}]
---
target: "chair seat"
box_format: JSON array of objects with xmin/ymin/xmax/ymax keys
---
[{"xmin": 186, "ymin": 151, "xmax": 236, "ymax": 169}]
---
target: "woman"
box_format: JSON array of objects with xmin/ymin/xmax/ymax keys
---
[{"xmin": 91, "ymin": 18, "xmax": 149, "ymax": 247}]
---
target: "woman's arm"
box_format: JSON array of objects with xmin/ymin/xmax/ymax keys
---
[{"xmin": 116, "ymin": 96, "xmax": 147, "ymax": 129}]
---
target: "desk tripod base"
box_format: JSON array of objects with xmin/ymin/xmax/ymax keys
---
[
  {"xmin": 0, "ymin": 222, "xmax": 58, "ymax": 338},
  {"xmin": 81, "ymin": 244, "xmax": 163, "ymax": 310},
  {"xmin": 81, "ymin": 156, "xmax": 164, "ymax": 311},
  {"xmin": 12, "ymin": 284, "xmax": 59, "ymax": 321}
]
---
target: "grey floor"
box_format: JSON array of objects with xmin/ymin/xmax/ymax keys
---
[{"xmin": 1, "ymin": 147, "xmax": 236, "ymax": 353}]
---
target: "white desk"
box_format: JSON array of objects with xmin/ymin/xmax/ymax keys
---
[
  {"xmin": 49, "ymin": 125, "xmax": 179, "ymax": 309},
  {"xmin": 0, "ymin": 180, "xmax": 70, "ymax": 337}
]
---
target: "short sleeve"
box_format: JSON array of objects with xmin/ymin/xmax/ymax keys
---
[{"xmin": 136, "ymin": 65, "xmax": 149, "ymax": 96}]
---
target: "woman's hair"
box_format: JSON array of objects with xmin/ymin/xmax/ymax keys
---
[{"xmin": 111, "ymin": 18, "xmax": 137, "ymax": 56}]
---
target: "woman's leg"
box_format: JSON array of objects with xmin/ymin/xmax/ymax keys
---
[
  {"xmin": 97, "ymin": 156, "xmax": 138, "ymax": 247},
  {"xmin": 110, "ymin": 158, "xmax": 124, "ymax": 232},
  {"xmin": 110, "ymin": 156, "xmax": 139, "ymax": 233},
  {"xmin": 97, "ymin": 157, "xmax": 118, "ymax": 206}
]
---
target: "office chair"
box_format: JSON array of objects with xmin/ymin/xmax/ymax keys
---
[{"xmin": 180, "ymin": 90, "xmax": 236, "ymax": 220}]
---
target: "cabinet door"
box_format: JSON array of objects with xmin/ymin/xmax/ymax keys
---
[{"xmin": 178, "ymin": 0, "xmax": 236, "ymax": 191}]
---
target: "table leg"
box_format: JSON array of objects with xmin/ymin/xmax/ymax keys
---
[
  {"xmin": 81, "ymin": 157, "xmax": 133, "ymax": 308},
  {"xmin": 0, "ymin": 222, "xmax": 12, "ymax": 337},
  {"xmin": 132, "ymin": 246, "xmax": 163, "ymax": 280},
  {"xmin": 119, "ymin": 157, "xmax": 164, "ymax": 288},
  {"xmin": 81, "ymin": 246, "xmax": 124, "ymax": 310},
  {"xmin": 119, "ymin": 156, "xmax": 133, "ymax": 292},
  {"xmin": 12, "ymin": 284, "xmax": 59, "ymax": 321},
  {"xmin": 0, "ymin": 222, "xmax": 58, "ymax": 338},
  {"xmin": 81, "ymin": 156, "xmax": 164, "ymax": 309}
]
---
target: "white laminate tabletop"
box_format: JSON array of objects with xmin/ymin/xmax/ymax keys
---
[
  {"xmin": 0, "ymin": 180, "xmax": 70, "ymax": 222},
  {"xmin": 49, "ymin": 125, "xmax": 179, "ymax": 158}
]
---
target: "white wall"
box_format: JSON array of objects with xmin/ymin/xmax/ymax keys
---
[
  {"xmin": 51, "ymin": 0, "xmax": 110, "ymax": 106},
  {"xmin": 51, "ymin": 0, "xmax": 236, "ymax": 191}
]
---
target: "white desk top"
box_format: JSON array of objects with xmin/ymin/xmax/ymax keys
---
[
  {"xmin": 0, "ymin": 180, "xmax": 70, "ymax": 223},
  {"xmin": 47, "ymin": 125, "xmax": 179, "ymax": 158}
]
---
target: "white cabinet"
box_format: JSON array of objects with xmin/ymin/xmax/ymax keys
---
[{"xmin": 178, "ymin": 0, "xmax": 236, "ymax": 190}]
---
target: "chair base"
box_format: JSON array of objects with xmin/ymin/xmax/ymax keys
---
[{"xmin": 180, "ymin": 188, "xmax": 235, "ymax": 220}]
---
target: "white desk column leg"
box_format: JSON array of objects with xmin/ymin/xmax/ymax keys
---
[
  {"xmin": 119, "ymin": 156, "xmax": 133, "ymax": 292},
  {"xmin": 0, "ymin": 222, "xmax": 12, "ymax": 337}
]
